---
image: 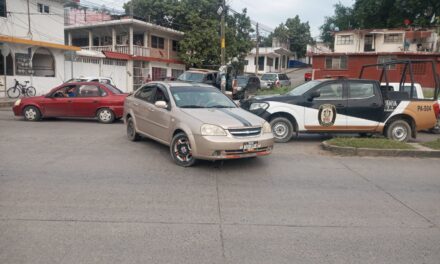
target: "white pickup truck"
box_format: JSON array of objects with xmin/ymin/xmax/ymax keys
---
[{"xmin": 382, "ymin": 82, "xmax": 440, "ymax": 133}]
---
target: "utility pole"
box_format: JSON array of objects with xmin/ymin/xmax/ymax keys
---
[
  {"xmin": 220, "ymin": 0, "xmax": 226, "ymax": 93},
  {"xmin": 26, "ymin": 0, "xmax": 32, "ymax": 38},
  {"xmin": 255, "ymin": 23, "xmax": 259, "ymax": 75}
]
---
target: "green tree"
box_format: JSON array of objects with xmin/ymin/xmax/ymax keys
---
[
  {"xmin": 319, "ymin": 3, "xmax": 356, "ymax": 47},
  {"xmin": 271, "ymin": 16, "xmax": 314, "ymax": 58},
  {"xmin": 123, "ymin": 0, "xmax": 254, "ymax": 68}
]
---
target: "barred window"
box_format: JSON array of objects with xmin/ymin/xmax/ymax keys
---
[
  {"xmin": 384, "ymin": 34, "xmax": 403, "ymax": 43},
  {"xmin": 336, "ymin": 35, "xmax": 353, "ymax": 45},
  {"xmin": 151, "ymin": 35, "xmax": 165, "ymax": 49},
  {"xmin": 325, "ymin": 56, "xmax": 348, "ymax": 70},
  {"xmin": 377, "ymin": 56, "xmax": 396, "ymax": 69}
]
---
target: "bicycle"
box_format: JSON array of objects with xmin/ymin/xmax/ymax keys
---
[{"xmin": 7, "ymin": 79, "xmax": 36, "ymax": 98}]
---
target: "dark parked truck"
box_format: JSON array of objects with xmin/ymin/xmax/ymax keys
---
[{"xmin": 241, "ymin": 60, "xmax": 440, "ymax": 142}]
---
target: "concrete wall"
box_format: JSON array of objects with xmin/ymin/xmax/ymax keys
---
[{"xmin": 1, "ymin": 0, "xmax": 65, "ymax": 44}]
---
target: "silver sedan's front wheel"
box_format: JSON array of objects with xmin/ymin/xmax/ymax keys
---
[{"xmin": 170, "ymin": 132, "xmax": 196, "ymax": 167}]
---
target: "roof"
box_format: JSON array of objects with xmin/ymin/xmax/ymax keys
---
[
  {"xmin": 65, "ymin": 18, "xmax": 184, "ymax": 37},
  {"xmin": 249, "ymin": 47, "xmax": 294, "ymax": 56},
  {"xmin": 0, "ymin": 35, "xmax": 80, "ymax": 51},
  {"xmin": 310, "ymin": 52, "xmax": 440, "ymax": 57},
  {"xmin": 103, "ymin": 51, "xmax": 132, "ymax": 60}
]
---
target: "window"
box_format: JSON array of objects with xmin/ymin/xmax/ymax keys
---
[
  {"xmin": 325, "ymin": 56, "xmax": 347, "ymax": 70},
  {"xmin": 336, "ymin": 35, "xmax": 353, "ymax": 45},
  {"xmin": 384, "ymin": 33, "xmax": 403, "ymax": 43},
  {"xmin": 266, "ymin": 57, "xmax": 274, "ymax": 66},
  {"xmin": 315, "ymin": 83, "xmax": 343, "ymax": 100},
  {"xmin": 32, "ymin": 48, "xmax": 55, "ymax": 77},
  {"xmin": 151, "ymin": 35, "xmax": 165, "ymax": 49},
  {"xmin": 154, "ymin": 87, "xmax": 168, "ymax": 103},
  {"xmin": 0, "ymin": 0, "xmax": 6, "ymax": 17},
  {"xmin": 172, "ymin": 40, "xmax": 179, "ymax": 52},
  {"xmin": 37, "ymin": 3, "xmax": 49, "ymax": 14},
  {"xmin": 152, "ymin": 67, "xmax": 167, "ymax": 81},
  {"xmin": 348, "ymin": 82, "xmax": 375, "ymax": 99},
  {"xmin": 135, "ymin": 86, "xmax": 156, "ymax": 103},
  {"xmin": 377, "ymin": 56, "xmax": 396, "ymax": 70},
  {"xmin": 78, "ymin": 85, "xmax": 102, "ymax": 97}
]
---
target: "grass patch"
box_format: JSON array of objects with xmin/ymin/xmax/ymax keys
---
[
  {"xmin": 421, "ymin": 139, "xmax": 440, "ymax": 150},
  {"xmin": 256, "ymin": 86, "xmax": 293, "ymax": 96},
  {"xmin": 327, "ymin": 137, "xmax": 414, "ymax": 150}
]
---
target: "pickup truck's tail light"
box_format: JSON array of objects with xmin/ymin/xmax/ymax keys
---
[{"xmin": 434, "ymin": 102, "xmax": 440, "ymax": 119}]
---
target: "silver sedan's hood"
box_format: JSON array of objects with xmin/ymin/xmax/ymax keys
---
[{"xmin": 180, "ymin": 107, "xmax": 264, "ymax": 129}]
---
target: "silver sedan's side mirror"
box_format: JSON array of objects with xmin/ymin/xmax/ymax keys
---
[{"xmin": 155, "ymin": 101, "xmax": 168, "ymax": 109}]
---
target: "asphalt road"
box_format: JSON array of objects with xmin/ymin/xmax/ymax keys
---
[{"xmin": 1, "ymin": 110, "xmax": 440, "ymax": 264}]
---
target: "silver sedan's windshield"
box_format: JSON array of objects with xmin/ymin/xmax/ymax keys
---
[
  {"xmin": 170, "ymin": 87, "xmax": 236, "ymax": 108},
  {"xmin": 287, "ymin": 80, "xmax": 322, "ymax": 96}
]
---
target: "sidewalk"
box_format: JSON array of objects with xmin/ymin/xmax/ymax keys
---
[{"xmin": 0, "ymin": 97, "xmax": 16, "ymax": 108}]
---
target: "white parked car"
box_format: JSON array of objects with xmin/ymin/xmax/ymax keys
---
[{"xmin": 66, "ymin": 76, "xmax": 116, "ymax": 86}]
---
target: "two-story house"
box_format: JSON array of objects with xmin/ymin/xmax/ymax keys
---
[
  {"xmin": 65, "ymin": 16, "xmax": 185, "ymax": 91},
  {"xmin": 310, "ymin": 28, "xmax": 440, "ymax": 88},
  {"xmin": 0, "ymin": 0, "xmax": 79, "ymax": 96}
]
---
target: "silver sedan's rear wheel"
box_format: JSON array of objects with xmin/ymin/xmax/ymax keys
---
[
  {"xmin": 270, "ymin": 117, "xmax": 293, "ymax": 143},
  {"xmin": 170, "ymin": 132, "xmax": 196, "ymax": 167},
  {"xmin": 97, "ymin": 108, "xmax": 115, "ymax": 124}
]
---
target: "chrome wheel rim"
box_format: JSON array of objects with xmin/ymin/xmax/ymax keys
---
[
  {"xmin": 392, "ymin": 126, "xmax": 407, "ymax": 141},
  {"xmin": 99, "ymin": 110, "xmax": 112, "ymax": 122},
  {"xmin": 173, "ymin": 137, "xmax": 193, "ymax": 163},
  {"xmin": 25, "ymin": 108, "xmax": 37, "ymax": 120},
  {"xmin": 272, "ymin": 122, "xmax": 288, "ymax": 139}
]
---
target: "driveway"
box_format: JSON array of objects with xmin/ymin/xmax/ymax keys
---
[{"xmin": 0, "ymin": 110, "xmax": 439, "ymax": 264}]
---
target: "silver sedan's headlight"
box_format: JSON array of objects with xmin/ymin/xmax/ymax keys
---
[
  {"xmin": 201, "ymin": 124, "xmax": 227, "ymax": 136},
  {"xmin": 262, "ymin": 121, "xmax": 272, "ymax": 134},
  {"xmin": 14, "ymin": 99, "xmax": 21, "ymax": 106},
  {"xmin": 250, "ymin": 102, "xmax": 269, "ymax": 111}
]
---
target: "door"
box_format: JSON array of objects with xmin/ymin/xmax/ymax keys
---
[
  {"xmin": 345, "ymin": 81, "xmax": 382, "ymax": 131},
  {"xmin": 132, "ymin": 85, "xmax": 156, "ymax": 135},
  {"xmin": 364, "ymin": 34, "xmax": 374, "ymax": 52},
  {"xmin": 43, "ymin": 85, "xmax": 75, "ymax": 117},
  {"xmin": 147, "ymin": 85, "xmax": 172, "ymax": 142},
  {"xmin": 303, "ymin": 81, "xmax": 347, "ymax": 131},
  {"xmin": 70, "ymin": 84, "xmax": 103, "ymax": 117}
]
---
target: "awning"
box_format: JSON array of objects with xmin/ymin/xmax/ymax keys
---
[
  {"xmin": 0, "ymin": 35, "xmax": 80, "ymax": 51},
  {"xmin": 103, "ymin": 51, "xmax": 132, "ymax": 60}
]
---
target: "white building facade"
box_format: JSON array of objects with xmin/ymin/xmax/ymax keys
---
[{"xmin": 0, "ymin": 0, "xmax": 79, "ymax": 96}]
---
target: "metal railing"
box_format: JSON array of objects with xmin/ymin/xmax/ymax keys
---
[{"xmin": 80, "ymin": 45, "xmax": 150, "ymax": 56}]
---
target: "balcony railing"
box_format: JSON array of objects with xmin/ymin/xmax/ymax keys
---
[{"xmin": 81, "ymin": 45, "xmax": 150, "ymax": 57}]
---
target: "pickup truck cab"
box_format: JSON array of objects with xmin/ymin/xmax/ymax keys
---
[{"xmin": 242, "ymin": 78, "xmax": 440, "ymax": 142}]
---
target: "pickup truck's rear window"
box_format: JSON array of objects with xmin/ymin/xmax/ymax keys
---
[{"xmin": 348, "ymin": 83, "xmax": 375, "ymax": 99}]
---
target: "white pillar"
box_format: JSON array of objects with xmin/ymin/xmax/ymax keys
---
[
  {"xmin": 129, "ymin": 26, "xmax": 134, "ymax": 55},
  {"xmin": 88, "ymin": 30, "xmax": 93, "ymax": 49},
  {"xmin": 67, "ymin": 32, "xmax": 72, "ymax": 46},
  {"xmin": 111, "ymin": 27, "xmax": 116, "ymax": 51},
  {"xmin": 143, "ymin": 32, "xmax": 148, "ymax": 47},
  {"xmin": 264, "ymin": 56, "xmax": 267, "ymax": 73}
]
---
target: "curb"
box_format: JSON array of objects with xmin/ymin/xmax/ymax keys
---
[
  {"xmin": 0, "ymin": 101, "xmax": 15, "ymax": 108},
  {"xmin": 321, "ymin": 141, "xmax": 440, "ymax": 158}
]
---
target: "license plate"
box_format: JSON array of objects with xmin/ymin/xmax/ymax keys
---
[{"xmin": 241, "ymin": 141, "xmax": 260, "ymax": 151}]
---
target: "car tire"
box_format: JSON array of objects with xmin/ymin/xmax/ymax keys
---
[
  {"xmin": 170, "ymin": 132, "xmax": 196, "ymax": 167},
  {"xmin": 270, "ymin": 117, "xmax": 293, "ymax": 143},
  {"xmin": 126, "ymin": 117, "xmax": 141, "ymax": 141},
  {"xmin": 23, "ymin": 106, "xmax": 41, "ymax": 121},
  {"xmin": 97, "ymin": 108, "xmax": 115, "ymax": 124},
  {"xmin": 386, "ymin": 119, "xmax": 411, "ymax": 142}
]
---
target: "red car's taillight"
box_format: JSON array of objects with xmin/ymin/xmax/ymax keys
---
[{"xmin": 434, "ymin": 102, "xmax": 440, "ymax": 119}]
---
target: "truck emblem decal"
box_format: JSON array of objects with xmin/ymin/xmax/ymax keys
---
[{"xmin": 318, "ymin": 104, "xmax": 336, "ymax": 127}]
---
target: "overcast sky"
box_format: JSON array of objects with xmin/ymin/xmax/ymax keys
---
[{"xmin": 91, "ymin": 0, "xmax": 355, "ymax": 39}]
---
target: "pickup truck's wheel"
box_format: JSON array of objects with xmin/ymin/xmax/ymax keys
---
[
  {"xmin": 270, "ymin": 117, "xmax": 293, "ymax": 143},
  {"xmin": 386, "ymin": 120, "xmax": 411, "ymax": 142}
]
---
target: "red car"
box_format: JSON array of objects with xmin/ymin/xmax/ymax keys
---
[
  {"xmin": 13, "ymin": 82, "xmax": 128, "ymax": 123},
  {"xmin": 304, "ymin": 72, "xmax": 312, "ymax": 81}
]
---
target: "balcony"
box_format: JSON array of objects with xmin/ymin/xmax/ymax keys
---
[{"xmin": 81, "ymin": 45, "xmax": 150, "ymax": 57}]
